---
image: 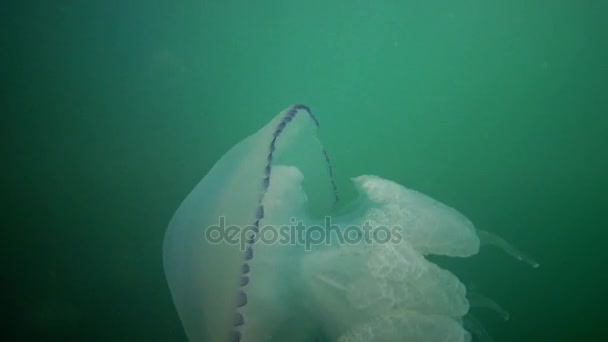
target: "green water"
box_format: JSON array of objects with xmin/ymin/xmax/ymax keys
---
[{"xmin": 3, "ymin": 0, "xmax": 607, "ymax": 341}]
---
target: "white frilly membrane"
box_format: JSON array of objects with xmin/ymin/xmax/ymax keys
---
[{"xmin": 163, "ymin": 106, "xmax": 538, "ymax": 341}]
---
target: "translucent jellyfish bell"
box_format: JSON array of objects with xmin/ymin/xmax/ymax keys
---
[
  {"xmin": 163, "ymin": 105, "xmax": 536, "ymax": 341},
  {"xmin": 163, "ymin": 105, "xmax": 337, "ymax": 341}
]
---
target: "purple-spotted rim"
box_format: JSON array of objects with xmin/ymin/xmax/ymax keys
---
[{"xmin": 231, "ymin": 104, "xmax": 338, "ymax": 341}]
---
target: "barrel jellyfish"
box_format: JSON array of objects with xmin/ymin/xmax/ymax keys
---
[{"xmin": 163, "ymin": 105, "xmax": 537, "ymax": 341}]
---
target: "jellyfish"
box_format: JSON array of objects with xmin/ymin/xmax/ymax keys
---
[{"xmin": 163, "ymin": 105, "xmax": 536, "ymax": 341}]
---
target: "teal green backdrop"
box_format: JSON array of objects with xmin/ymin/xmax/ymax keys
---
[{"xmin": 3, "ymin": 0, "xmax": 607, "ymax": 341}]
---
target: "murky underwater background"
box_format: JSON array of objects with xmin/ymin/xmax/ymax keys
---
[{"xmin": 3, "ymin": 0, "xmax": 607, "ymax": 341}]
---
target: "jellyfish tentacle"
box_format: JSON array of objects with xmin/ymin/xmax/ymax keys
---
[
  {"xmin": 463, "ymin": 313, "xmax": 494, "ymax": 342},
  {"xmin": 467, "ymin": 291, "xmax": 510, "ymax": 321},
  {"xmin": 477, "ymin": 229, "xmax": 540, "ymax": 268}
]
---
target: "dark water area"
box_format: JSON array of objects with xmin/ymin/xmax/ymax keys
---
[{"xmin": 3, "ymin": 0, "xmax": 607, "ymax": 341}]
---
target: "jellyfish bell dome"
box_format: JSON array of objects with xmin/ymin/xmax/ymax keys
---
[{"xmin": 163, "ymin": 105, "xmax": 536, "ymax": 341}]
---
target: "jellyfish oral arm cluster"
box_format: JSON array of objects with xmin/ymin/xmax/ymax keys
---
[{"xmin": 163, "ymin": 105, "xmax": 536, "ymax": 342}]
